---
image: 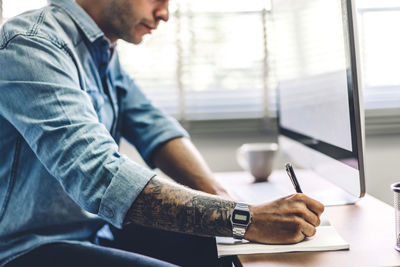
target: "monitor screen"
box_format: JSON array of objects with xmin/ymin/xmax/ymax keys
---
[{"xmin": 274, "ymin": 0, "xmax": 365, "ymax": 204}]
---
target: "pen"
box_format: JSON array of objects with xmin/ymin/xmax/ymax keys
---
[{"xmin": 285, "ymin": 163, "xmax": 303, "ymax": 193}]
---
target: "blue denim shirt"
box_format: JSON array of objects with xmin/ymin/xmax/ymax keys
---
[{"xmin": 0, "ymin": 0, "xmax": 188, "ymax": 265}]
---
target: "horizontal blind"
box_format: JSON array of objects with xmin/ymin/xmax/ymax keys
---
[
  {"xmin": 357, "ymin": 5, "xmax": 400, "ymax": 110},
  {"xmin": 117, "ymin": 0, "xmax": 272, "ymax": 121},
  {"xmin": 181, "ymin": 11, "xmax": 265, "ymax": 120}
]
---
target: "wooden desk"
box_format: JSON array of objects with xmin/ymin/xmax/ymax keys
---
[{"xmin": 215, "ymin": 171, "xmax": 400, "ymax": 267}]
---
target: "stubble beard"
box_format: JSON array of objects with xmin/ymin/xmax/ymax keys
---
[{"xmin": 102, "ymin": 0, "xmax": 142, "ymax": 44}]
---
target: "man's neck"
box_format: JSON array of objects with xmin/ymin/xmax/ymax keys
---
[{"xmin": 75, "ymin": 0, "xmax": 118, "ymax": 44}]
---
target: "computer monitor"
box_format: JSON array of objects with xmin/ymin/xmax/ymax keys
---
[{"xmin": 274, "ymin": 0, "xmax": 365, "ymax": 205}]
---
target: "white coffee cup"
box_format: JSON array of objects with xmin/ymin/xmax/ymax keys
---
[{"xmin": 236, "ymin": 143, "xmax": 278, "ymax": 182}]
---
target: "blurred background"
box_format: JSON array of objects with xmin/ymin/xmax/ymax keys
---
[{"xmin": 1, "ymin": 0, "xmax": 399, "ymax": 205}]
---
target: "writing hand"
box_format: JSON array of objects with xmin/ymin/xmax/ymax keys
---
[{"xmin": 244, "ymin": 193, "xmax": 324, "ymax": 244}]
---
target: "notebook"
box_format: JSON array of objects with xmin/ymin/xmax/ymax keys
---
[{"xmin": 216, "ymin": 214, "xmax": 349, "ymax": 257}]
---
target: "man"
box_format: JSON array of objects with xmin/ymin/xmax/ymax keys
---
[{"xmin": 0, "ymin": 0, "xmax": 324, "ymax": 266}]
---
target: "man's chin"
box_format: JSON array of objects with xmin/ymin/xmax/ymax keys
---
[
  {"xmin": 121, "ymin": 34, "xmax": 144, "ymax": 45},
  {"xmin": 131, "ymin": 39, "xmax": 143, "ymax": 45}
]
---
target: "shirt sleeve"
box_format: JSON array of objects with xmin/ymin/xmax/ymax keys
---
[
  {"xmin": 115, "ymin": 62, "xmax": 189, "ymax": 168},
  {"xmin": 0, "ymin": 35, "xmax": 155, "ymax": 228}
]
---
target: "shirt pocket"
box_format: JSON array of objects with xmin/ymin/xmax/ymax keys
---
[
  {"xmin": 86, "ymin": 89, "xmax": 105, "ymax": 115},
  {"xmin": 84, "ymin": 85, "xmax": 114, "ymax": 131}
]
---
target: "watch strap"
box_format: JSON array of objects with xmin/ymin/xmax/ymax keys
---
[
  {"xmin": 235, "ymin": 202, "xmax": 249, "ymax": 210},
  {"xmin": 231, "ymin": 202, "xmax": 251, "ymax": 239},
  {"xmin": 232, "ymin": 225, "xmax": 247, "ymax": 239}
]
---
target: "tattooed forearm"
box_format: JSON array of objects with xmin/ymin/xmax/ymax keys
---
[{"xmin": 125, "ymin": 176, "xmax": 236, "ymax": 237}]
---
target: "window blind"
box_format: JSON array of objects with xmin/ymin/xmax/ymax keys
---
[
  {"xmin": 356, "ymin": 1, "xmax": 400, "ymax": 133},
  {"xmin": 118, "ymin": 0, "xmax": 272, "ymax": 121},
  {"xmin": 357, "ymin": 6, "xmax": 400, "ymax": 110}
]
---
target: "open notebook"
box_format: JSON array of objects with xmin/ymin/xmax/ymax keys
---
[
  {"xmin": 215, "ymin": 171, "xmax": 350, "ymax": 258},
  {"xmin": 216, "ymin": 214, "xmax": 349, "ymax": 257}
]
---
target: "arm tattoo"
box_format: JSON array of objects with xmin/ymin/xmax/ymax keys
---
[{"xmin": 125, "ymin": 176, "xmax": 236, "ymax": 237}]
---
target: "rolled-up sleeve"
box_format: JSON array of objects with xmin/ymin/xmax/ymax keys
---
[
  {"xmin": 0, "ymin": 35, "xmax": 155, "ymax": 228},
  {"xmin": 98, "ymin": 156, "xmax": 155, "ymax": 227}
]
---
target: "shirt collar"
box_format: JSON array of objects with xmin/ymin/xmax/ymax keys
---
[{"xmin": 48, "ymin": 0, "xmax": 104, "ymax": 43}]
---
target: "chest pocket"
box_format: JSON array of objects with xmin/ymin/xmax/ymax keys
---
[
  {"xmin": 86, "ymin": 89, "xmax": 105, "ymax": 114},
  {"xmin": 84, "ymin": 85, "xmax": 114, "ymax": 131}
]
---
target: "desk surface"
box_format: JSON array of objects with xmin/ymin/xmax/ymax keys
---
[{"xmin": 215, "ymin": 171, "xmax": 400, "ymax": 267}]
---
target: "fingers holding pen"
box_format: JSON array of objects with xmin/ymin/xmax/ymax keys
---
[
  {"xmin": 290, "ymin": 193, "xmax": 325, "ymax": 226},
  {"xmin": 305, "ymin": 194, "xmax": 325, "ymax": 216},
  {"xmin": 285, "ymin": 163, "xmax": 325, "ymax": 218},
  {"xmin": 244, "ymin": 193, "xmax": 324, "ymax": 244},
  {"xmin": 280, "ymin": 194, "xmax": 323, "ymax": 235}
]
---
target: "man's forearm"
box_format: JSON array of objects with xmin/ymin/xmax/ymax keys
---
[
  {"xmin": 125, "ymin": 176, "xmax": 235, "ymax": 237},
  {"xmin": 151, "ymin": 137, "xmax": 228, "ymax": 196}
]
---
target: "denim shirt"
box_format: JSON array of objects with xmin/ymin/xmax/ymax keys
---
[{"xmin": 0, "ymin": 0, "xmax": 188, "ymax": 264}]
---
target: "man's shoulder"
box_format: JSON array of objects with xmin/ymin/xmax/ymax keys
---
[{"xmin": 0, "ymin": 5, "xmax": 82, "ymax": 50}]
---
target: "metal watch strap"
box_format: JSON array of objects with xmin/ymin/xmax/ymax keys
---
[
  {"xmin": 235, "ymin": 202, "xmax": 248, "ymax": 209},
  {"xmin": 232, "ymin": 225, "xmax": 247, "ymax": 239},
  {"xmin": 231, "ymin": 202, "xmax": 251, "ymax": 239}
]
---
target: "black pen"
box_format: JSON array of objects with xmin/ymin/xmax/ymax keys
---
[{"xmin": 285, "ymin": 163, "xmax": 303, "ymax": 193}]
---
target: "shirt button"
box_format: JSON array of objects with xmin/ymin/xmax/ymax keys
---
[
  {"xmin": 102, "ymin": 206, "xmax": 114, "ymax": 218},
  {"xmin": 101, "ymin": 40, "xmax": 108, "ymax": 47}
]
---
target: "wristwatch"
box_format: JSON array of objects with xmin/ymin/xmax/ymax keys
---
[{"xmin": 230, "ymin": 202, "xmax": 252, "ymax": 239}]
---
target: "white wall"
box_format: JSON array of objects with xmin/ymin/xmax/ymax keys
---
[{"xmin": 363, "ymin": 133, "xmax": 400, "ymax": 205}]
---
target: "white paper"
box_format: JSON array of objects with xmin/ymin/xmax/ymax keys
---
[{"xmin": 216, "ymin": 225, "xmax": 349, "ymax": 258}]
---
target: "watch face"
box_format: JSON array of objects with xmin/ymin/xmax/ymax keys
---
[{"xmin": 232, "ymin": 210, "xmax": 250, "ymax": 225}]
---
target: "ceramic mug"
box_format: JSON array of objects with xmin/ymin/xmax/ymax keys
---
[{"xmin": 236, "ymin": 143, "xmax": 278, "ymax": 182}]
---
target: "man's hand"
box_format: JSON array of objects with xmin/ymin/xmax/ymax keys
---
[{"xmin": 244, "ymin": 194, "xmax": 324, "ymax": 244}]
